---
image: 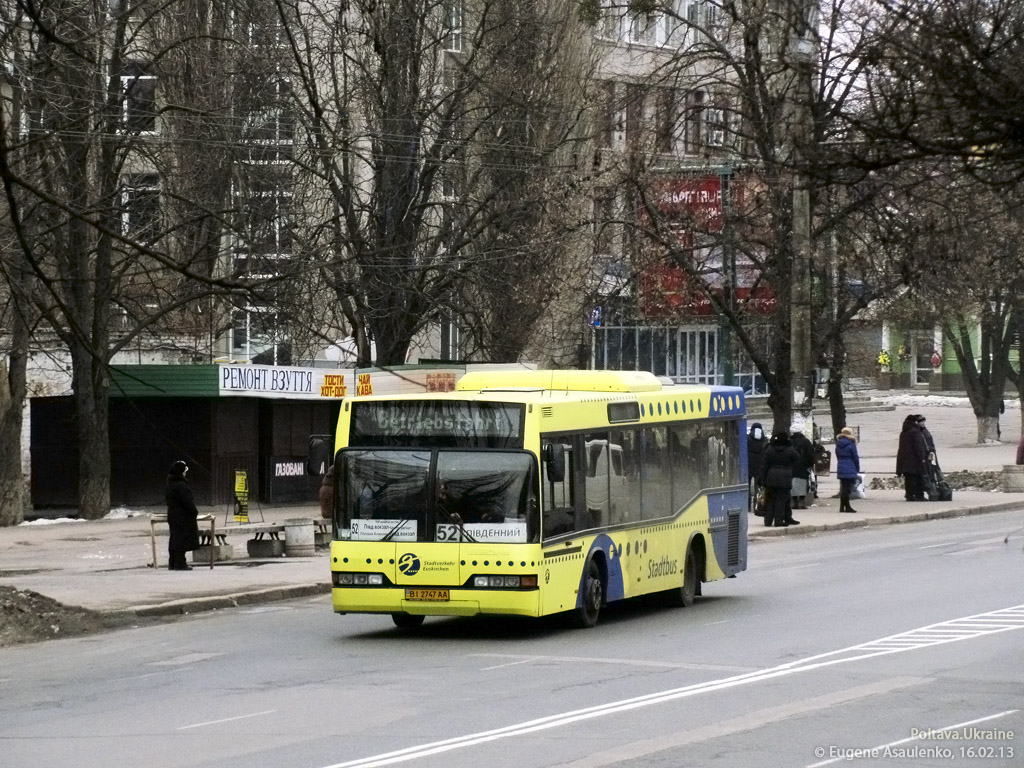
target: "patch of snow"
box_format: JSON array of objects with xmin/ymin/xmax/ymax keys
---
[
  {"xmin": 19, "ymin": 517, "xmax": 85, "ymax": 526},
  {"xmin": 105, "ymin": 506, "xmax": 147, "ymax": 520},
  {"xmin": 868, "ymin": 392, "xmax": 1019, "ymax": 410}
]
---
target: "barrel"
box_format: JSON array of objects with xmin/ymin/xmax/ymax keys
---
[
  {"xmin": 283, "ymin": 518, "xmax": 316, "ymax": 557},
  {"xmin": 1001, "ymin": 465, "xmax": 1024, "ymax": 493}
]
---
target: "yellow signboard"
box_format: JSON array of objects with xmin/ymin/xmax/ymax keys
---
[
  {"xmin": 320, "ymin": 373, "xmax": 348, "ymax": 397},
  {"xmin": 234, "ymin": 470, "xmax": 249, "ymax": 523},
  {"xmin": 356, "ymin": 373, "xmax": 373, "ymax": 396}
]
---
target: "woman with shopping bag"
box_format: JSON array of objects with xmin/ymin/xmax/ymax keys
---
[{"xmin": 835, "ymin": 427, "xmax": 860, "ymax": 514}]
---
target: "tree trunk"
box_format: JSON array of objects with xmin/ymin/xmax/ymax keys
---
[
  {"xmin": 72, "ymin": 347, "xmax": 111, "ymax": 520},
  {"xmin": 977, "ymin": 414, "xmax": 999, "ymax": 444},
  {"xmin": 0, "ymin": 266, "xmax": 30, "ymax": 526},
  {"xmin": 827, "ymin": 376, "xmax": 847, "ymax": 437},
  {"xmin": 0, "ymin": 339, "xmax": 28, "ymax": 526}
]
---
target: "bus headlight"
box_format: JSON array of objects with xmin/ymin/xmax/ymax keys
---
[
  {"xmin": 333, "ymin": 572, "xmax": 384, "ymax": 586},
  {"xmin": 472, "ymin": 575, "xmax": 538, "ymax": 589}
]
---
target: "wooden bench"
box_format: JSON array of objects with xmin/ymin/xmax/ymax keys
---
[
  {"xmin": 202, "ymin": 523, "xmax": 288, "ymax": 560},
  {"xmin": 149, "ymin": 514, "xmax": 216, "ymax": 569},
  {"xmin": 200, "ymin": 523, "xmax": 285, "ymax": 548}
]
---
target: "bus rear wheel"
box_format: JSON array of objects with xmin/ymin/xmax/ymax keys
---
[
  {"xmin": 572, "ymin": 559, "xmax": 603, "ymax": 629},
  {"xmin": 667, "ymin": 545, "xmax": 701, "ymax": 608},
  {"xmin": 391, "ymin": 613, "xmax": 425, "ymax": 629}
]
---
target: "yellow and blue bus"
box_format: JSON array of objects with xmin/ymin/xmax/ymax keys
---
[{"xmin": 323, "ymin": 369, "xmax": 748, "ymax": 628}]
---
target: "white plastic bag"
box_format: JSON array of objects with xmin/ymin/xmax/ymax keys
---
[{"xmin": 851, "ymin": 474, "xmax": 866, "ymax": 499}]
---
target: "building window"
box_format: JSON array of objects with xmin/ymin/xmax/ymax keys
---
[
  {"xmin": 630, "ymin": 12, "xmax": 657, "ymax": 45},
  {"xmin": 596, "ymin": 81, "xmax": 623, "ymax": 151},
  {"xmin": 121, "ymin": 62, "xmax": 157, "ymax": 133},
  {"xmin": 705, "ymin": 106, "xmax": 726, "ymax": 147},
  {"xmin": 593, "ymin": 187, "xmax": 616, "ymax": 256},
  {"xmin": 121, "ymin": 173, "xmax": 160, "ymax": 242},
  {"xmin": 597, "ymin": 0, "xmax": 621, "ymax": 40},
  {"xmin": 238, "ymin": 164, "xmax": 293, "ymax": 259},
  {"xmin": 684, "ymin": 90, "xmax": 704, "ymax": 154},
  {"xmin": 232, "ymin": 307, "xmax": 290, "ymax": 365},
  {"xmin": 625, "ymin": 83, "xmax": 646, "ymax": 150},
  {"xmin": 655, "ymin": 88, "xmax": 677, "ymax": 154},
  {"xmin": 239, "ymin": 73, "xmax": 294, "ymax": 148},
  {"xmin": 444, "ymin": 1, "xmax": 463, "ymax": 53}
]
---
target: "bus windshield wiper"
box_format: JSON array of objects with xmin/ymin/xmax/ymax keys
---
[
  {"xmin": 381, "ymin": 517, "xmax": 412, "ymax": 542},
  {"xmin": 438, "ymin": 508, "xmax": 476, "ymax": 543}
]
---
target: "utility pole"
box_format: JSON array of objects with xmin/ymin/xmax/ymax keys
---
[
  {"xmin": 789, "ymin": 1, "xmax": 818, "ymax": 423},
  {"xmin": 720, "ymin": 165, "xmax": 735, "ymax": 386}
]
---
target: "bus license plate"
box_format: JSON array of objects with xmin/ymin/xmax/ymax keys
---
[{"xmin": 405, "ymin": 589, "xmax": 449, "ymax": 601}]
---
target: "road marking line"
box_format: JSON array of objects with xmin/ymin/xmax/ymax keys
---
[
  {"xmin": 472, "ymin": 653, "xmax": 752, "ymax": 673},
  {"xmin": 151, "ymin": 651, "xmax": 224, "ymax": 666},
  {"xmin": 480, "ymin": 657, "xmax": 541, "ymax": 671},
  {"xmin": 323, "ymin": 605, "xmax": 1024, "ymax": 768},
  {"xmin": 177, "ymin": 710, "xmax": 276, "ymax": 730},
  {"xmin": 805, "ymin": 709, "xmax": 1019, "ymax": 768},
  {"xmin": 556, "ymin": 676, "xmax": 931, "ymax": 768}
]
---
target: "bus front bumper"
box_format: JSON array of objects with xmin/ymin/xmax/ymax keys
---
[{"xmin": 332, "ymin": 587, "xmax": 541, "ymax": 617}]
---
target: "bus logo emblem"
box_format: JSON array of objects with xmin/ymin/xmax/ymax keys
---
[{"xmin": 398, "ymin": 553, "xmax": 420, "ymax": 576}]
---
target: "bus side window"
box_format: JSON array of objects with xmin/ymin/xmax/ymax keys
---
[
  {"xmin": 541, "ymin": 436, "xmax": 575, "ymax": 538},
  {"xmin": 583, "ymin": 432, "xmax": 610, "ymax": 528}
]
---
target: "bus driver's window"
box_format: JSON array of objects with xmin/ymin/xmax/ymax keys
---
[{"xmin": 541, "ymin": 437, "xmax": 575, "ymax": 538}]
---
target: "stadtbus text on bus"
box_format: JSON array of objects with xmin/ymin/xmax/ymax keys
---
[{"xmin": 311, "ymin": 369, "xmax": 748, "ymax": 629}]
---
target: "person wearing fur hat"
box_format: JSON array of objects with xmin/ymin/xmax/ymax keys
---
[
  {"xmin": 835, "ymin": 427, "xmax": 860, "ymax": 513},
  {"xmin": 165, "ymin": 460, "xmax": 200, "ymax": 571}
]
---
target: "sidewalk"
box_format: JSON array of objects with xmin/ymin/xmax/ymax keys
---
[
  {"xmin": 3, "ymin": 392, "xmax": 1022, "ymax": 619},
  {"xmin": 2, "ymin": 487, "xmax": 1022, "ymax": 619},
  {"xmin": 0, "ymin": 504, "xmax": 331, "ymax": 618}
]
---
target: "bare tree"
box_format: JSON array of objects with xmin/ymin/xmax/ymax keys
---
[
  {"xmin": 879, "ymin": 172, "xmax": 1024, "ymax": 441},
  {"xmin": 0, "ymin": 0, "xmax": 250, "ymax": 519},
  {"xmin": 277, "ymin": 0, "xmax": 595, "ymax": 366},
  {"xmin": 577, "ymin": 0, "xmax": 908, "ymax": 430}
]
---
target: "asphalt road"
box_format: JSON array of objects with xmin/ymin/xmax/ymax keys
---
[{"xmin": 2, "ymin": 510, "xmax": 1023, "ymax": 768}]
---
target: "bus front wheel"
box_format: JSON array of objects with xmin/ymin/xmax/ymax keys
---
[
  {"xmin": 391, "ymin": 613, "xmax": 425, "ymax": 629},
  {"xmin": 572, "ymin": 559, "xmax": 603, "ymax": 629}
]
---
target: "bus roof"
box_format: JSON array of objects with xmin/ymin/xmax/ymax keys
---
[{"xmin": 456, "ymin": 369, "xmax": 664, "ymax": 393}]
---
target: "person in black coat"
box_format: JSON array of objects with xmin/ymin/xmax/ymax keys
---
[
  {"xmin": 165, "ymin": 460, "xmax": 200, "ymax": 570},
  {"xmin": 896, "ymin": 415, "xmax": 928, "ymax": 501},
  {"xmin": 759, "ymin": 431, "xmax": 802, "ymax": 527},
  {"xmin": 789, "ymin": 428, "xmax": 815, "ymax": 509},
  {"xmin": 747, "ymin": 422, "xmax": 768, "ymax": 512}
]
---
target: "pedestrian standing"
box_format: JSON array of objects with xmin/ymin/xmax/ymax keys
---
[
  {"xmin": 760, "ymin": 430, "xmax": 801, "ymax": 527},
  {"xmin": 747, "ymin": 422, "xmax": 768, "ymax": 513},
  {"xmin": 915, "ymin": 414, "xmax": 939, "ymax": 498},
  {"xmin": 835, "ymin": 427, "xmax": 860, "ymax": 513},
  {"xmin": 1017, "ymin": 434, "xmax": 1024, "ymax": 466},
  {"xmin": 916, "ymin": 415, "xmax": 936, "ymax": 457},
  {"xmin": 896, "ymin": 415, "xmax": 928, "ymax": 501},
  {"xmin": 789, "ymin": 427, "xmax": 815, "ymax": 509},
  {"xmin": 165, "ymin": 460, "xmax": 200, "ymax": 571}
]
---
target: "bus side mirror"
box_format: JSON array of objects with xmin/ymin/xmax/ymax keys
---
[
  {"xmin": 307, "ymin": 436, "xmax": 331, "ymax": 476},
  {"xmin": 544, "ymin": 443, "xmax": 565, "ymax": 483}
]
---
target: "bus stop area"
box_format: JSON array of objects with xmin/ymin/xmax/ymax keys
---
[{"xmin": 2, "ymin": 393, "xmax": 1024, "ymax": 621}]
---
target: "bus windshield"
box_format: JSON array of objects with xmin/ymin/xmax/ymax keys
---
[{"xmin": 339, "ymin": 449, "xmax": 539, "ymax": 544}]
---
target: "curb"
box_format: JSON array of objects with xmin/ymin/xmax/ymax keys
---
[
  {"xmin": 108, "ymin": 582, "xmax": 332, "ymax": 619},
  {"xmin": 94, "ymin": 502, "xmax": 1024, "ymax": 617},
  {"xmin": 748, "ymin": 500, "xmax": 1022, "ymax": 538}
]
